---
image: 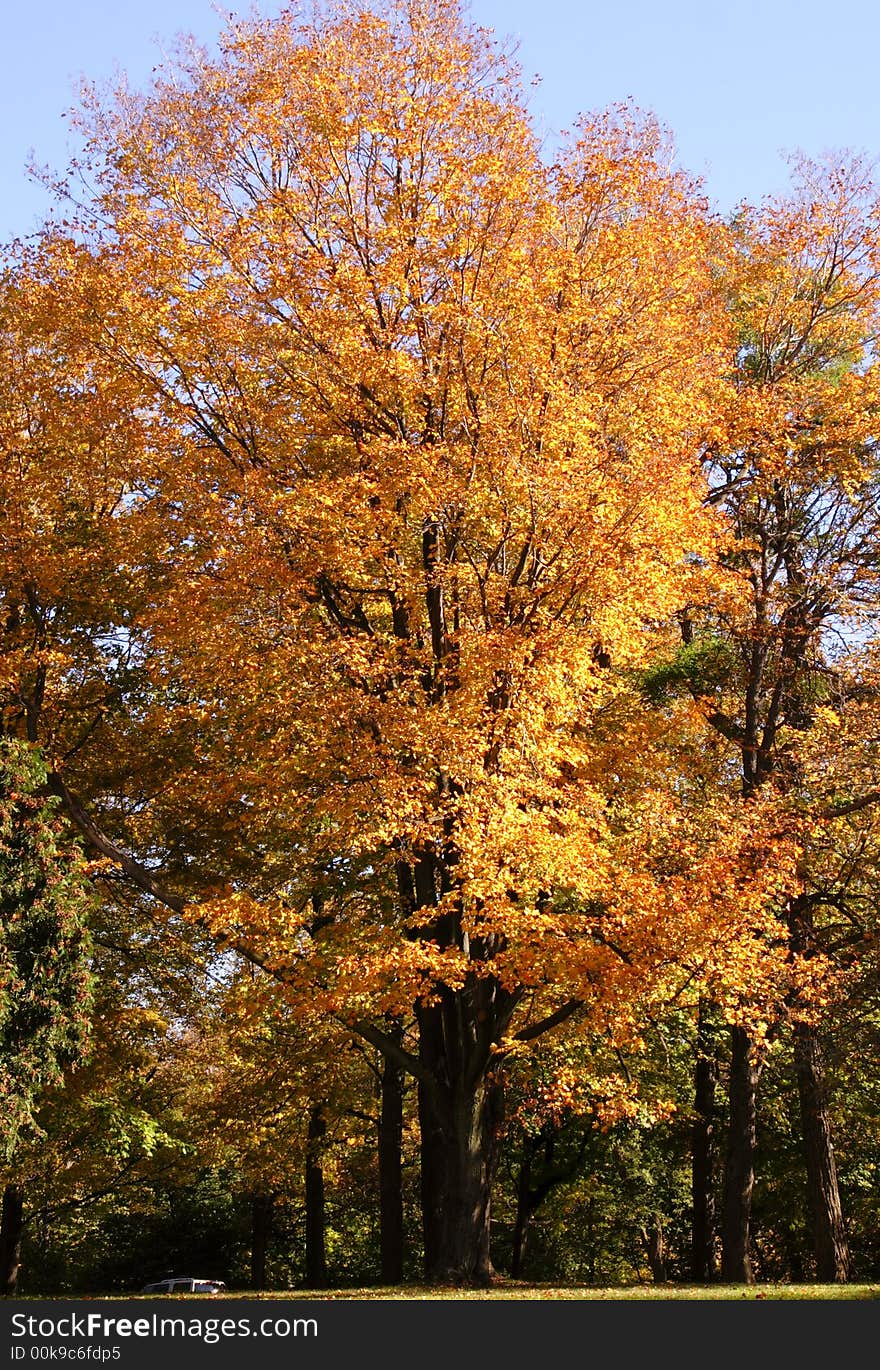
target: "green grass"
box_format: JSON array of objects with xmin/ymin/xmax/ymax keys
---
[{"xmin": 130, "ymin": 1282, "xmax": 880, "ymax": 1300}]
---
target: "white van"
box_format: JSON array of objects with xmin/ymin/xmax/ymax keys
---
[{"xmin": 140, "ymin": 1277, "xmax": 226, "ymax": 1294}]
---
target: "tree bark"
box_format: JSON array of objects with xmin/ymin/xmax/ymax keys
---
[
  {"xmin": 250, "ymin": 1191, "xmax": 274, "ymax": 1291},
  {"xmin": 304, "ymin": 1103, "xmax": 327, "ymax": 1288},
  {"xmin": 422, "ymin": 1079, "xmax": 494, "ymax": 1285},
  {"xmin": 793, "ymin": 1024, "xmax": 849, "ymax": 1281},
  {"xmin": 415, "ymin": 992, "xmax": 502, "ymax": 1284},
  {"xmin": 691, "ymin": 1000, "xmax": 718, "ymax": 1282},
  {"xmin": 721, "ymin": 1026, "xmax": 761, "ymax": 1283},
  {"xmin": 399, "ymin": 846, "xmax": 509, "ymax": 1285},
  {"xmin": 419, "ymin": 995, "xmax": 517, "ymax": 1287},
  {"xmin": 416, "ymin": 1002, "xmax": 447, "ymax": 1278},
  {"xmin": 0, "ymin": 1185, "xmax": 24, "ymax": 1297},
  {"xmin": 644, "ymin": 1218, "xmax": 667, "ymax": 1283},
  {"xmin": 378, "ymin": 1030, "xmax": 405, "ymax": 1284},
  {"xmin": 787, "ymin": 895, "xmax": 849, "ymax": 1282},
  {"xmin": 510, "ymin": 1144, "xmax": 533, "ymax": 1279},
  {"xmin": 509, "ymin": 1114, "xmax": 585, "ymax": 1280}
]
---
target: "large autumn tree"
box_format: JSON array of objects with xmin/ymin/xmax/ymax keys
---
[{"xmin": 1, "ymin": 0, "xmax": 802, "ymax": 1283}]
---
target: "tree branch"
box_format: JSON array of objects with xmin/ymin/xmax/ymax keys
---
[
  {"xmin": 47, "ymin": 773, "xmax": 188, "ymax": 913},
  {"xmin": 819, "ymin": 790, "xmax": 880, "ymax": 820},
  {"xmin": 515, "ymin": 998, "xmax": 583, "ymax": 1043},
  {"xmin": 346, "ymin": 1016, "xmax": 441, "ymax": 1096}
]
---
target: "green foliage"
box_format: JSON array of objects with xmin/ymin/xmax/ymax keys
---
[
  {"xmin": 638, "ymin": 636, "xmax": 737, "ymax": 705},
  {"xmin": 0, "ymin": 738, "xmax": 94, "ymax": 1160}
]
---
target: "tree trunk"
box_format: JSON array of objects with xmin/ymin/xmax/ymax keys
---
[
  {"xmin": 721, "ymin": 1026, "xmax": 761, "ymax": 1283},
  {"xmin": 250, "ymin": 1191, "xmax": 274, "ymax": 1291},
  {"xmin": 417, "ymin": 1001, "xmax": 494, "ymax": 1285},
  {"xmin": 644, "ymin": 1218, "xmax": 667, "ymax": 1283},
  {"xmin": 417, "ymin": 1003, "xmax": 447, "ymax": 1278},
  {"xmin": 510, "ymin": 1142, "xmax": 533, "ymax": 1279},
  {"xmin": 399, "ymin": 845, "xmax": 515, "ymax": 1286},
  {"xmin": 794, "ymin": 1023, "xmax": 849, "ymax": 1281},
  {"xmin": 0, "ymin": 1185, "xmax": 24, "ymax": 1297},
  {"xmin": 691, "ymin": 1000, "xmax": 718, "ymax": 1282},
  {"xmin": 509, "ymin": 1111, "xmax": 587, "ymax": 1281},
  {"xmin": 304, "ymin": 1102, "xmax": 327, "ymax": 1288},
  {"xmin": 378, "ymin": 1033, "xmax": 405, "ymax": 1284},
  {"xmin": 427, "ymin": 1085, "xmax": 493, "ymax": 1285},
  {"xmin": 787, "ymin": 895, "xmax": 849, "ymax": 1282}
]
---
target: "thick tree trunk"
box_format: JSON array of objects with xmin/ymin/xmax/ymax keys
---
[
  {"xmin": 304, "ymin": 1103, "xmax": 327, "ymax": 1288},
  {"xmin": 418, "ymin": 1092, "xmax": 494, "ymax": 1283},
  {"xmin": 794, "ymin": 1023, "xmax": 849, "ymax": 1281},
  {"xmin": 691, "ymin": 1000, "xmax": 718, "ymax": 1282},
  {"xmin": 378, "ymin": 1034, "xmax": 405, "ymax": 1284},
  {"xmin": 428, "ymin": 1084, "xmax": 493, "ymax": 1285},
  {"xmin": 0, "ymin": 1185, "xmax": 24, "ymax": 1296},
  {"xmin": 401, "ymin": 851, "xmax": 498, "ymax": 1285},
  {"xmin": 721, "ymin": 1026, "xmax": 761, "ymax": 1283},
  {"xmin": 250, "ymin": 1191, "xmax": 274, "ymax": 1291},
  {"xmin": 398, "ymin": 831, "xmax": 516, "ymax": 1286},
  {"xmin": 417, "ymin": 1002, "xmax": 494, "ymax": 1285}
]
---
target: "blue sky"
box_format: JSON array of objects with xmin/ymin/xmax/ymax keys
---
[{"xmin": 2, "ymin": 0, "xmax": 878, "ymax": 241}]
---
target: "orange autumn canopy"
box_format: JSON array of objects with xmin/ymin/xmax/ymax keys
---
[{"xmin": 3, "ymin": 0, "xmax": 793, "ymax": 1038}]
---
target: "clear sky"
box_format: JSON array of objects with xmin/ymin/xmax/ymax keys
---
[{"xmin": 2, "ymin": 0, "xmax": 879, "ymax": 241}]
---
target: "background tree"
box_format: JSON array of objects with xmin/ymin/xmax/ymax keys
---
[
  {"xmin": 644, "ymin": 157, "xmax": 880, "ymax": 1281},
  {"xmin": 0, "ymin": 738, "xmax": 93, "ymax": 1293}
]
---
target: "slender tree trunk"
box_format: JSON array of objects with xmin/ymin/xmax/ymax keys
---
[
  {"xmin": 793, "ymin": 1024, "xmax": 849, "ymax": 1281},
  {"xmin": 721, "ymin": 1026, "xmax": 761, "ymax": 1283},
  {"xmin": 510, "ymin": 1145, "xmax": 532, "ymax": 1279},
  {"xmin": 692, "ymin": 1000, "xmax": 718, "ymax": 1281},
  {"xmin": 644, "ymin": 1218, "xmax": 667, "ymax": 1283},
  {"xmin": 250, "ymin": 1191, "xmax": 274, "ymax": 1291},
  {"xmin": 416, "ymin": 1003, "xmax": 447, "ymax": 1278},
  {"xmin": 0, "ymin": 1185, "xmax": 24, "ymax": 1296},
  {"xmin": 304, "ymin": 1103, "xmax": 327, "ymax": 1288},
  {"xmin": 787, "ymin": 895, "xmax": 849, "ymax": 1282},
  {"xmin": 378, "ymin": 1030, "xmax": 405, "ymax": 1284}
]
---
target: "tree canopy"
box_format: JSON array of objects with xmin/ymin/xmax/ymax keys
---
[{"xmin": 3, "ymin": 0, "xmax": 880, "ymax": 1293}]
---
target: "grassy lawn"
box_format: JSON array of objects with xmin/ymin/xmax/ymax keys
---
[{"xmin": 128, "ymin": 1282, "xmax": 880, "ymax": 1300}]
